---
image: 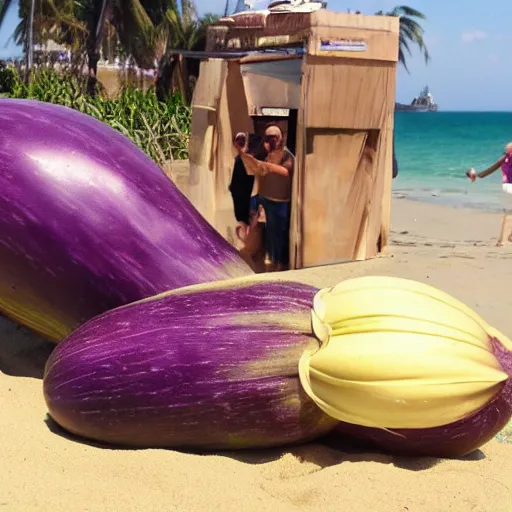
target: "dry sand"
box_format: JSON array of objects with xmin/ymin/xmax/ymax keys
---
[{"xmin": 1, "ymin": 197, "xmax": 511, "ymax": 512}]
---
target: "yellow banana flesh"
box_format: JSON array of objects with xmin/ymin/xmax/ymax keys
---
[{"xmin": 299, "ymin": 276, "xmax": 511, "ymax": 430}]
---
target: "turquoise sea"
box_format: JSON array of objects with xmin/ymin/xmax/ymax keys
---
[{"xmin": 394, "ymin": 111, "xmax": 512, "ymax": 211}]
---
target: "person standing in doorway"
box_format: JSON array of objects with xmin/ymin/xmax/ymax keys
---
[
  {"xmin": 229, "ymin": 132, "xmax": 254, "ymax": 226},
  {"xmin": 234, "ymin": 124, "xmax": 294, "ymax": 271}
]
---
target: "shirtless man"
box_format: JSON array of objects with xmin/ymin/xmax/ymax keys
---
[{"xmin": 234, "ymin": 124, "xmax": 294, "ymax": 271}]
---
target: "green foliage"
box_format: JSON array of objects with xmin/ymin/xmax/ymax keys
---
[
  {"xmin": 376, "ymin": 6, "xmax": 430, "ymax": 73},
  {"xmin": 0, "ymin": 60, "xmax": 19, "ymax": 93},
  {"xmin": 1, "ymin": 1, "xmax": 217, "ymax": 102},
  {"xmin": 2, "ymin": 66, "xmax": 190, "ymax": 163}
]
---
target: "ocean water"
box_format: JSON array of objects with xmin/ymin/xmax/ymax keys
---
[{"xmin": 393, "ymin": 111, "xmax": 512, "ymax": 211}]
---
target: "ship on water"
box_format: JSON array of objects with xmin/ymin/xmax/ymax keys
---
[{"xmin": 395, "ymin": 86, "xmax": 438, "ymax": 112}]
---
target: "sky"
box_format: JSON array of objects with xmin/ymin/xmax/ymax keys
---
[{"xmin": 1, "ymin": 0, "xmax": 510, "ymax": 111}]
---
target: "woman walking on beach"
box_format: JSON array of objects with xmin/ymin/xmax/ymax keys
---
[{"xmin": 467, "ymin": 142, "xmax": 512, "ymax": 246}]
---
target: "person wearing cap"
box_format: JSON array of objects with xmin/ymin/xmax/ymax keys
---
[
  {"xmin": 234, "ymin": 124, "xmax": 294, "ymax": 271},
  {"xmin": 466, "ymin": 142, "xmax": 512, "ymax": 246}
]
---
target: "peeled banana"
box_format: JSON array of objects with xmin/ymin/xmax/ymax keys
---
[{"xmin": 299, "ymin": 276, "xmax": 511, "ymax": 432}]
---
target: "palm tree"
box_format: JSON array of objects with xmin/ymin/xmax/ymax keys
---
[
  {"xmin": 376, "ymin": 6, "xmax": 430, "ymax": 73},
  {"xmin": 0, "ymin": 1, "xmax": 15, "ymax": 31},
  {"xmin": 27, "ymin": 0, "xmax": 34, "ymax": 67},
  {"xmin": 0, "ymin": 0, "xmax": 160, "ymax": 70},
  {"xmin": 1, "ymin": 0, "xmax": 39, "ymax": 70},
  {"xmin": 1, "ymin": 0, "xmax": 87, "ymax": 80},
  {"xmin": 76, "ymin": 0, "xmax": 213, "ymax": 100},
  {"xmin": 1, "ymin": 1, "xmax": 87, "ymax": 62},
  {"xmin": 153, "ymin": 4, "xmax": 219, "ymax": 102},
  {"xmin": 80, "ymin": 0, "xmax": 158, "ymax": 77}
]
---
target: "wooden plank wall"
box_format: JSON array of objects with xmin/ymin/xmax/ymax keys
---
[
  {"xmin": 292, "ymin": 55, "xmax": 396, "ymax": 268},
  {"xmin": 307, "ymin": 11, "xmax": 399, "ymax": 63},
  {"xmin": 240, "ymin": 58, "xmax": 302, "ymax": 114},
  {"xmin": 213, "ymin": 61, "xmax": 254, "ymax": 246},
  {"xmin": 188, "ymin": 59, "xmax": 257, "ymax": 244},
  {"xmin": 296, "ymin": 14, "xmax": 398, "ymax": 265},
  {"xmin": 378, "ymin": 105, "xmax": 396, "ymax": 250},
  {"xmin": 188, "ymin": 59, "xmax": 227, "ymax": 224},
  {"xmin": 305, "ymin": 58, "xmax": 394, "ymax": 129}
]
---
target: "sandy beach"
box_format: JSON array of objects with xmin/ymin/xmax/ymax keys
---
[{"xmin": 1, "ymin": 197, "xmax": 511, "ymax": 512}]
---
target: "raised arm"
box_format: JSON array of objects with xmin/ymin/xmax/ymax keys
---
[
  {"xmin": 468, "ymin": 156, "xmax": 505, "ymax": 180},
  {"xmin": 234, "ymin": 143, "xmax": 291, "ymax": 177},
  {"xmin": 240, "ymin": 152, "xmax": 291, "ymax": 177}
]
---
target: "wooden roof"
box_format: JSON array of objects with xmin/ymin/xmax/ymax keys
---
[{"xmin": 206, "ymin": 10, "xmax": 399, "ymax": 52}]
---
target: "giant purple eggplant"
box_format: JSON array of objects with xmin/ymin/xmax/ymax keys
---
[
  {"xmin": 0, "ymin": 99, "xmax": 251, "ymax": 341},
  {"xmin": 43, "ymin": 276, "xmax": 512, "ymax": 456},
  {"xmin": 43, "ymin": 279, "xmax": 338, "ymax": 449}
]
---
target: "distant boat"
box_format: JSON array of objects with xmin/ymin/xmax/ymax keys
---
[{"xmin": 395, "ymin": 86, "xmax": 438, "ymax": 112}]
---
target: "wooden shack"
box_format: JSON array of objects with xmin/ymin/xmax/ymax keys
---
[{"xmin": 187, "ymin": 8, "xmax": 399, "ymax": 270}]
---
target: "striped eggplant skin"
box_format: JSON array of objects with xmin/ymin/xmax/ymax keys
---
[
  {"xmin": 43, "ymin": 279, "xmax": 338, "ymax": 450},
  {"xmin": 333, "ymin": 337, "xmax": 512, "ymax": 458},
  {"xmin": 0, "ymin": 99, "xmax": 251, "ymax": 342}
]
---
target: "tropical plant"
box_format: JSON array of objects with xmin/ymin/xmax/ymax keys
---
[
  {"xmin": 2, "ymin": 65, "xmax": 191, "ymax": 162},
  {"xmin": 1, "ymin": 0, "xmax": 90, "ymax": 78},
  {"xmin": 376, "ymin": 6, "xmax": 430, "ymax": 73},
  {"xmin": 0, "ymin": 0, "xmax": 219, "ymax": 100},
  {"xmin": 0, "ymin": 59, "xmax": 18, "ymax": 92},
  {"xmin": 154, "ymin": 5, "xmax": 219, "ymax": 102}
]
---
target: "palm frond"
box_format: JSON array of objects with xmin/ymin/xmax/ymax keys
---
[
  {"xmin": 377, "ymin": 5, "xmax": 430, "ymax": 72},
  {"xmin": 0, "ymin": 0, "xmax": 15, "ymax": 26},
  {"xmin": 387, "ymin": 6, "xmax": 426, "ymax": 19},
  {"xmin": 111, "ymin": 0, "xmax": 157, "ymax": 67}
]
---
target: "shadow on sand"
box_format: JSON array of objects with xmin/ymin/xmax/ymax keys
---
[
  {"xmin": 43, "ymin": 414, "xmax": 486, "ymax": 475},
  {"xmin": 0, "ymin": 315, "xmax": 55, "ymax": 379}
]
